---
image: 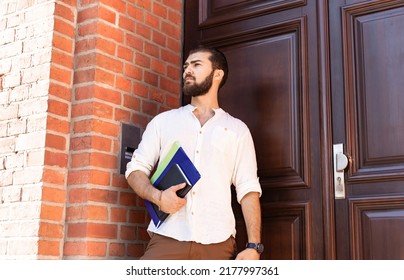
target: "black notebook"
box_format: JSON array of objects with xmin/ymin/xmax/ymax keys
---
[{"xmin": 150, "ymin": 163, "xmax": 192, "ymax": 222}]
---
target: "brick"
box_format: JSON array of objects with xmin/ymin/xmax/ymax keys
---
[
  {"xmin": 52, "ymin": 33, "xmax": 74, "ymax": 54},
  {"xmin": 135, "ymin": 53, "xmax": 150, "ymax": 68},
  {"xmin": 110, "ymin": 207, "xmax": 127, "ymax": 222},
  {"xmin": 141, "ymin": 100, "xmax": 159, "ymax": 116},
  {"xmin": 18, "ymin": 99, "xmax": 48, "ymax": 118},
  {"xmin": 126, "ymin": 33, "xmax": 143, "ymax": 52},
  {"xmin": 109, "ymin": 243, "xmax": 125, "ymax": 257},
  {"xmin": 49, "ymin": 82, "xmax": 72, "ymax": 101},
  {"xmin": 67, "ymin": 169, "xmax": 111, "ymax": 186},
  {"xmin": 46, "ymin": 116, "xmax": 70, "ymax": 134},
  {"xmin": 120, "ymin": 225, "xmax": 136, "ymax": 240},
  {"xmin": 117, "ymin": 45, "xmax": 134, "ymax": 62},
  {"xmin": 89, "ymin": 188, "xmax": 118, "ymax": 204},
  {"xmin": 7, "ymin": 239, "xmax": 39, "ymax": 256},
  {"xmin": 144, "ymin": 42, "xmax": 159, "ymax": 58},
  {"xmin": 118, "ymin": 191, "xmax": 136, "ymax": 206},
  {"xmin": 75, "ymin": 52, "xmax": 96, "ymax": 69},
  {"xmin": 44, "ymin": 150, "xmax": 68, "ymax": 168},
  {"xmin": 70, "ymin": 135, "xmax": 112, "ymax": 152},
  {"xmin": 90, "ymin": 152, "xmax": 117, "ymax": 169},
  {"xmin": 112, "ymin": 173, "xmax": 129, "ymax": 189},
  {"xmin": 64, "ymin": 241, "xmax": 107, "ymax": 257},
  {"xmin": 40, "ymin": 204, "xmax": 64, "ymax": 221},
  {"xmin": 38, "ymin": 240, "xmax": 61, "ymax": 256},
  {"xmin": 21, "ymin": 184, "xmax": 42, "ymax": 202},
  {"xmin": 9, "ymin": 202, "xmax": 41, "ymax": 220},
  {"xmin": 94, "ymin": 68, "xmax": 115, "ymax": 86},
  {"xmin": 71, "ymin": 152, "xmax": 90, "ymax": 168},
  {"xmin": 68, "ymin": 222, "xmax": 117, "ymax": 239},
  {"xmin": 153, "ymin": 2, "xmax": 167, "ymax": 18},
  {"xmin": 124, "ymin": 64, "xmax": 142, "ymax": 80},
  {"xmin": 1, "ymin": 186, "xmax": 22, "ymax": 203},
  {"xmin": 0, "ymin": 104, "xmax": 18, "ymax": 121},
  {"xmin": 4, "ymin": 152, "xmax": 24, "ymax": 169},
  {"xmin": 77, "ymin": 5, "xmax": 98, "ymax": 23},
  {"xmin": 168, "ymin": 9, "xmax": 182, "ymax": 25},
  {"xmin": 74, "ymin": 68, "xmax": 95, "ymax": 85},
  {"xmin": 66, "ymin": 205, "xmax": 108, "ymax": 221},
  {"xmin": 13, "ymin": 167, "xmax": 43, "ymax": 185},
  {"xmin": 75, "ymin": 37, "xmax": 97, "ymax": 54},
  {"xmin": 96, "ymin": 37, "xmax": 116, "ymax": 55},
  {"xmin": 50, "ymin": 65, "xmax": 72, "ymax": 85},
  {"xmin": 133, "ymin": 82, "xmax": 148, "ymax": 98},
  {"xmin": 119, "ymin": 16, "xmax": 135, "ymax": 33},
  {"xmin": 123, "ymin": 94, "xmax": 140, "ymax": 111},
  {"xmin": 128, "ymin": 209, "xmax": 146, "ymax": 224},
  {"xmin": 99, "ymin": 5, "xmax": 116, "ymax": 24},
  {"xmin": 45, "ymin": 133, "xmax": 67, "ymax": 151},
  {"xmin": 51, "ymin": 49, "xmax": 74, "ymax": 68},
  {"xmin": 97, "ymin": 53, "xmax": 124, "ymax": 73},
  {"xmin": 97, "ymin": 21, "xmax": 124, "ymax": 43},
  {"xmin": 55, "ymin": 2, "xmax": 75, "ymax": 23},
  {"xmin": 114, "ymin": 108, "xmax": 130, "ymax": 122},
  {"xmin": 0, "ymin": 137, "xmax": 16, "ymax": 154},
  {"xmin": 39, "ymin": 222, "xmax": 64, "ymax": 238},
  {"xmin": 26, "ymin": 149, "xmax": 45, "ymax": 166},
  {"xmin": 145, "ymin": 13, "xmax": 159, "ymax": 29},
  {"xmin": 160, "ymin": 76, "xmax": 180, "ymax": 95},
  {"xmin": 41, "ymin": 186, "xmax": 66, "ymax": 203},
  {"xmin": 73, "ymin": 119, "xmax": 119, "ymax": 137},
  {"xmin": 136, "ymin": 22, "xmax": 151, "ymax": 40},
  {"xmin": 68, "ymin": 188, "xmax": 88, "ymax": 203},
  {"xmin": 54, "ymin": 17, "xmax": 75, "ymax": 38}
]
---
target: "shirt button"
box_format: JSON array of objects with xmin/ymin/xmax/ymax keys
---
[
  {"xmin": 199, "ymin": 131, "xmax": 202, "ymax": 134},
  {"xmin": 196, "ymin": 150, "xmax": 199, "ymax": 153},
  {"xmin": 193, "ymin": 191, "xmax": 196, "ymax": 195}
]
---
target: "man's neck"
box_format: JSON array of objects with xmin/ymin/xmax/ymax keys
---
[{"xmin": 190, "ymin": 93, "xmax": 219, "ymax": 126}]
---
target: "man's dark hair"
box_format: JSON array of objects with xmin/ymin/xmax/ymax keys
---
[{"xmin": 188, "ymin": 47, "xmax": 229, "ymax": 89}]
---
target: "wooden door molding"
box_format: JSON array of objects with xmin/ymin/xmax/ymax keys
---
[
  {"xmin": 342, "ymin": 1, "xmax": 404, "ymax": 182},
  {"xmin": 198, "ymin": 0, "xmax": 307, "ymax": 28},
  {"xmin": 351, "ymin": 197, "xmax": 404, "ymax": 259}
]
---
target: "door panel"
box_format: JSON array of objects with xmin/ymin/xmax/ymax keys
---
[
  {"xmin": 184, "ymin": 0, "xmax": 324, "ymax": 259},
  {"xmin": 330, "ymin": 0, "xmax": 404, "ymax": 259}
]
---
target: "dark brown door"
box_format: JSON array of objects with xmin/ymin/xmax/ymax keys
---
[
  {"xmin": 184, "ymin": 0, "xmax": 329, "ymax": 260},
  {"xmin": 330, "ymin": 0, "xmax": 404, "ymax": 259},
  {"xmin": 183, "ymin": 0, "xmax": 404, "ymax": 260}
]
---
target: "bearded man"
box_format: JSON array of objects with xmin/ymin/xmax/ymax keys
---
[{"xmin": 126, "ymin": 47, "xmax": 263, "ymax": 260}]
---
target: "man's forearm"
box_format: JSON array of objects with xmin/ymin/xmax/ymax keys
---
[
  {"xmin": 127, "ymin": 170, "xmax": 161, "ymax": 207},
  {"xmin": 240, "ymin": 192, "xmax": 262, "ymax": 242}
]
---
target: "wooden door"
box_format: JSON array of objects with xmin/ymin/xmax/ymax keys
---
[
  {"xmin": 184, "ymin": 0, "xmax": 329, "ymax": 260},
  {"xmin": 329, "ymin": 0, "xmax": 404, "ymax": 259},
  {"xmin": 183, "ymin": 0, "xmax": 404, "ymax": 260}
]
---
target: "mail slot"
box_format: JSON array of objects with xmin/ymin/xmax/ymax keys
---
[{"xmin": 119, "ymin": 123, "xmax": 141, "ymax": 175}]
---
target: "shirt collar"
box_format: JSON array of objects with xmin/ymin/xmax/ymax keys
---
[{"xmin": 185, "ymin": 104, "xmax": 224, "ymax": 115}]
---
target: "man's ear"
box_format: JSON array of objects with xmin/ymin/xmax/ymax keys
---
[{"xmin": 214, "ymin": 69, "xmax": 224, "ymax": 81}]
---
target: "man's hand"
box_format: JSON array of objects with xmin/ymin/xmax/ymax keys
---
[
  {"xmin": 159, "ymin": 183, "xmax": 187, "ymax": 214},
  {"xmin": 235, "ymin": 248, "xmax": 261, "ymax": 260}
]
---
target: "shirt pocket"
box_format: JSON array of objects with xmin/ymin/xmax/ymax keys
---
[{"xmin": 210, "ymin": 126, "xmax": 237, "ymax": 156}]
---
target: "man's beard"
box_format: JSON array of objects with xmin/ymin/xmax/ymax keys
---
[{"xmin": 183, "ymin": 70, "xmax": 214, "ymax": 97}]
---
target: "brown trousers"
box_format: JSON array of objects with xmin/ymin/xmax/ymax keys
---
[{"xmin": 140, "ymin": 233, "xmax": 238, "ymax": 260}]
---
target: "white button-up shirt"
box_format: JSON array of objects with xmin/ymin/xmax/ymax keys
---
[{"xmin": 126, "ymin": 104, "xmax": 262, "ymax": 244}]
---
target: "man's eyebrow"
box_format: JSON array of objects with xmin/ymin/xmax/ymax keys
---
[{"xmin": 184, "ymin": 59, "xmax": 203, "ymax": 66}]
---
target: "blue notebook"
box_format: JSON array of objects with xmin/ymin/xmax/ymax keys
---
[{"xmin": 145, "ymin": 142, "xmax": 201, "ymax": 228}]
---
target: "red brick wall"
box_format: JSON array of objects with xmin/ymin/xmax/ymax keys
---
[
  {"xmin": 63, "ymin": 0, "xmax": 183, "ymax": 259},
  {"xmin": 38, "ymin": 0, "xmax": 78, "ymax": 259}
]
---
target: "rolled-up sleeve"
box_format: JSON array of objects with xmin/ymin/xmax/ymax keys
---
[{"xmin": 232, "ymin": 128, "xmax": 262, "ymax": 203}]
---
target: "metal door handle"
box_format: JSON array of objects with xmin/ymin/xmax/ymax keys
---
[{"xmin": 333, "ymin": 144, "xmax": 349, "ymax": 199}]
